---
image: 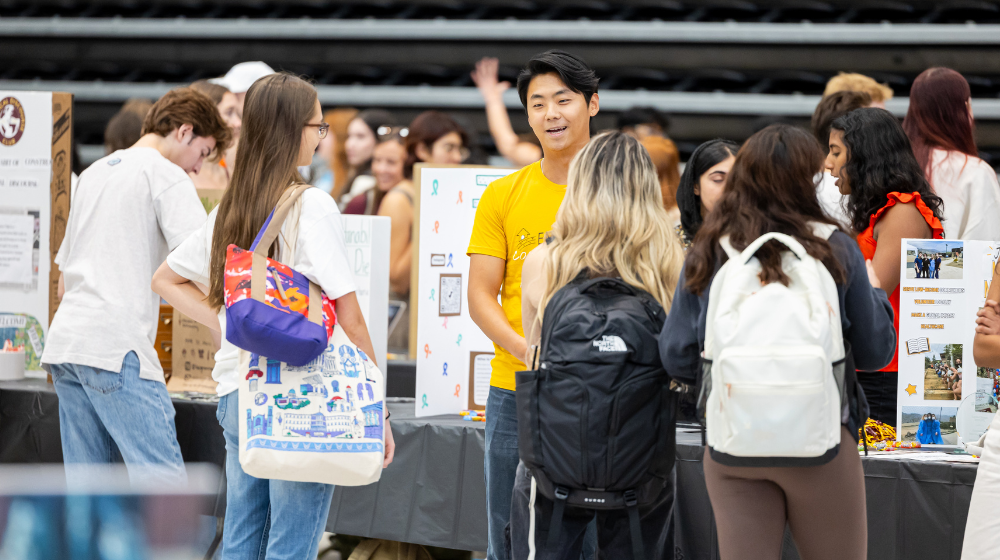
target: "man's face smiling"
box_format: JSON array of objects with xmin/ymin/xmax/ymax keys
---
[{"xmin": 526, "ymin": 73, "xmax": 598, "ymax": 154}]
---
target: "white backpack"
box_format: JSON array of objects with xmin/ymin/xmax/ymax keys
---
[{"xmin": 703, "ymin": 225, "xmax": 846, "ymax": 466}]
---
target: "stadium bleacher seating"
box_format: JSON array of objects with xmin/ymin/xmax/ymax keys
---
[{"xmin": 1, "ymin": 0, "xmax": 999, "ymax": 166}]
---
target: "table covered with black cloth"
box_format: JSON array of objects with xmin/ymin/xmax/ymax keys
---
[
  {"xmin": 0, "ymin": 378, "xmax": 980, "ymax": 557},
  {"xmin": 0, "ymin": 377, "xmax": 488, "ymax": 550}
]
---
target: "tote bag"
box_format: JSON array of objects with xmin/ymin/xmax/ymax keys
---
[
  {"xmin": 237, "ymin": 189, "xmax": 385, "ymax": 487},
  {"xmin": 225, "ymin": 184, "xmax": 335, "ymax": 366}
]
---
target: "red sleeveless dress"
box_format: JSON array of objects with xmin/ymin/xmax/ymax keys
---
[{"xmin": 855, "ymin": 192, "xmax": 944, "ymax": 372}]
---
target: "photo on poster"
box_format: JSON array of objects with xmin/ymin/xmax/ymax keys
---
[
  {"xmin": 905, "ymin": 240, "xmax": 963, "ymax": 280},
  {"xmin": 923, "ymin": 343, "xmax": 963, "ymax": 401},
  {"xmin": 976, "ymin": 367, "xmax": 1000, "ymax": 413},
  {"xmin": 900, "ymin": 405, "xmax": 958, "ymax": 445},
  {"xmin": 439, "ymin": 274, "xmax": 462, "ymax": 317},
  {"xmin": 0, "ymin": 208, "xmax": 40, "ymax": 291}
]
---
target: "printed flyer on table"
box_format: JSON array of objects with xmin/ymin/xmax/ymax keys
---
[{"xmin": 897, "ymin": 239, "xmax": 998, "ymax": 446}]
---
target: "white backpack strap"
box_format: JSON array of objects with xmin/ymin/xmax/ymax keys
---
[
  {"xmin": 718, "ymin": 235, "xmax": 741, "ymax": 260},
  {"xmin": 738, "ymin": 232, "xmax": 807, "ymax": 263}
]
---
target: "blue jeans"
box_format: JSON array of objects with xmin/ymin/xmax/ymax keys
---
[
  {"xmin": 485, "ymin": 386, "xmax": 595, "ymax": 560},
  {"xmin": 216, "ymin": 390, "xmax": 335, "ymax": 560},
  {"xmin": 50, "ymin": 351, "xmax": 186, "ymax": 487}
]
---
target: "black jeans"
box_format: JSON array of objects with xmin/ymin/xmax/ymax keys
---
[
  {"xmin": 509, "ymin": 462, "xmax": 674, "ymax": 560},
  {"xmin": 858, "ymin": 370, "xmax": 898, "ymax": 428}
]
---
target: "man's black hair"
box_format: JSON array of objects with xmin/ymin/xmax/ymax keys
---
[
  {"xmin": 516, "ymin": 50, "xmax": 599, "ymax": 108},
  {"xmin": 617, "ymin": 106, "xmax": 670, "ymax": 133}
]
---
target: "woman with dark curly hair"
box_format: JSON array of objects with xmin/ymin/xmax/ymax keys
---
[{"xmin": 826, "ymin": 107, "xmax": 945, "ymax": 426}]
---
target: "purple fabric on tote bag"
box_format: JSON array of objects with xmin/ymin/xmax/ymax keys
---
[{"xmin": 224, "ymin": 187, "xmax": 333, "ymax": 366}]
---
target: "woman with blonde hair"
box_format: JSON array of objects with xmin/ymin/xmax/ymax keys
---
[{"xmin": 511, "ymin": 131, "xmax": 684, "ymax": 559}]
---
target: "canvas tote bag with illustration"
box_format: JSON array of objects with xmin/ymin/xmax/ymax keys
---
[{"xmin": 235, "ymin": 186, "xmax": 385, "ymax": 486}]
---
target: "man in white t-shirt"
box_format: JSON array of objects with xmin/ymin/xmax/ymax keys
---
[{"xmin": 42, "ymin": 87, "xmax": 232, "ymax": 486}]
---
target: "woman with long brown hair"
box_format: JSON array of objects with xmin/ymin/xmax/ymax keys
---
[
  {"xmin": 152, "ymin": 73, "xmax": 394, "ymax": 558},
  {"xmin": 903, "ymin": 67, "xmax": 1000, "ymax": 241},
  {"xmin": 341, "ymin": 109, "xmax": 397, "ymax": 204},
  {"xmin": 659, "ymin": 124, "xmax": 895, "ymax": 560}
]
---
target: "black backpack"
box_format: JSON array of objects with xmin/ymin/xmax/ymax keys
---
[{"xmin": 515, "ymin": 275, "xmax": 676, "ymax": 560}]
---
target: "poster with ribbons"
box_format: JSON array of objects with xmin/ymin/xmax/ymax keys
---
[{"xmin": 411, "ymin": 164, "xmax": 514, "ymax": 417}]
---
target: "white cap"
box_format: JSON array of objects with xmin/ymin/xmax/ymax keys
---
[{"xmin": 210, "ymin": 61, "xmax": 276, "ymax": 94}]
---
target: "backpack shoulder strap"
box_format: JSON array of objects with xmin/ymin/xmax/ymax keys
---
[{"xmin": 250, "ymin": 183, "xmax": 312, "ymax": 254}]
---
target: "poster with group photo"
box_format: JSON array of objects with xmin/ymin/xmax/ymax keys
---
[{"xmin": 897, "ymin": 239, "xmax": 999, "ymax": 446}]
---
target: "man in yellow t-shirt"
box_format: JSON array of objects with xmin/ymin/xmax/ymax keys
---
[{"xmin": 467, "ymin": 50, "xmax": 599, "ymax": 560}]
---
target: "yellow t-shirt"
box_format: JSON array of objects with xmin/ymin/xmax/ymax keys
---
[{"xmin": 467, "ymin": 161, "xmax": 566, "ymax": 391}]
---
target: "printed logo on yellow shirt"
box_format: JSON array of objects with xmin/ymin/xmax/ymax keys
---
[
  {"xmin": 514, "ymin": 228, "xmax": 536, "ymax": 251},
  {"xmin": 513, "ymin": 228, "xmax": 538, "ymax": 260}
]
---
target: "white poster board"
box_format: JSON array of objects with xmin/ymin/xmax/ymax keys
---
[
  {"xmin": 0, "ymin": 92, "xmax": 54, "ymax": 373},
  {"xmin": 341, "ymin": 215, "xmax": 390, "ymax": 365},
  {"xmin": 897, "ymin": 239, "xmax": 995, "ymax": 446},
  {"xmin": 413, "ymin": 165, "xmax": 514, "ymax": 417}
]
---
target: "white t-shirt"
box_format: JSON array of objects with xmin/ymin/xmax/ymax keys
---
[
  {"xmin": 929, "ymin": 149, "xmax": 1000, "ymax": 241},
  {"xmin": 816, "ymin": 172, "xmax": 852, "ymax": 230},
  {"xmin": 43, "ymin": 147, "xmax": 207, "ymax": 382},
  {"xmin": 166, "ymin": 187, "xmax": 357, "ymax": 397}
]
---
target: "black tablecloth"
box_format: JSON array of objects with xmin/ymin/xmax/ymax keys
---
[
  {"xmin": 673, "ymin": 430, "xmax": 977, "ymax": 560},
  {"xmin": 0, "ymin": 378, "xmax": 978, "ymax": 558}
]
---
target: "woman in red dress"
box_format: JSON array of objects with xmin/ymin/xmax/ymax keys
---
[{"xmin": 825, "ymin": 107, "xmax": 945, "ymax": 427}]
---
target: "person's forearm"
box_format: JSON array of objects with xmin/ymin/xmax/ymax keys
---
[
  {"xmin": 388, "ymin": 244, "xmax": 411, "ymax": 295},
  {"xmin": 484, "ymin": 97, "xmax": 522, "ymax": 157},
  {"xmin": 470, "ymin": 289, "xmax": 527, "ymax": 360},
  {"xmin": 152, "ymin": 277, "xmax": 220, "ymax": 332},
  {"xmin": 974, "ymin": 334, "xmax": 1000, "ymax": 368},
  {"xmin": 337, "ymin": 293, "xmax": 377, "ymax": 366}
]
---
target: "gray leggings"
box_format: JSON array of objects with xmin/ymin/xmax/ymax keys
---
[{"xmin": 703, "ymin": 427, "xmax": 866, "ymax": 560}]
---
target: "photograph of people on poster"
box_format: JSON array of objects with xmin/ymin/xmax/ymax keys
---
[
  {"xmin": 923, "ymin": 343, "xmax": 963, "ymax": 401},
  {"xmin": 900, "ymin": 406, "xmax": 958, "ymax": 445},
  {"xmin": 905, "ymin": 240, "xmax": 963, "ymax": 280}
]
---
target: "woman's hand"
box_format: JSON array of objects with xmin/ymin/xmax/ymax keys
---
[
  {"xmin": 383, "ymin": 419, "xmax": 395, "ymax": 469},
  {"xmin": 976, "ymin": 300, "xmax": 1000, "ymax": 336},
  {"xmin": 865, "ymin": 259, "xmax": 882, "ymax": 290}
]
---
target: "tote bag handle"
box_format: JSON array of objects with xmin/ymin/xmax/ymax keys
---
[{"xmin": 248, "ymin": 184, "xmax": 323, "ymax": 326}]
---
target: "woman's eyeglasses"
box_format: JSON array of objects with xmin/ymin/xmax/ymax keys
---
[{"xmin": 305, "ymin": 122, "xmax": 330, "ymax": 139}]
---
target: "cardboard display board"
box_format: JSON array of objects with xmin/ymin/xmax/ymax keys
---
[
  {"xmin": 897, "ymin": 239, "xmax": 994, "ymax": 446},
  {"xmin": 411, "ymin": 164, "xmax": 515, "ymax": 417},
  {"xmin": 0, "ymin": 91, "xmax": 71, "ymax": 374},
  {"xmin": 167, "ymin": 189, "xmax": 224, "ymax": 393}
]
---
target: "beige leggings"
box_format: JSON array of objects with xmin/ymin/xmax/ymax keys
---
[{"xmin": 703, "ymin": 427, "xmax": 866, "ymax": 560}]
